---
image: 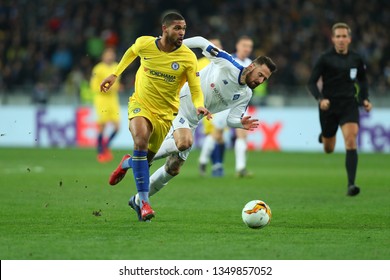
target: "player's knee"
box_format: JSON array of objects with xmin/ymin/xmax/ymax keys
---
[
  {"xmin": 344, "ymin": 137, "xmax": 357, "ymax": 150},
  {"xmin": 176, "ymin": 138, "xmax": 192, "ymax": 151},
  {"xmin": 133, "ymin": 140, "xmax": 148, "ymax": 151}
]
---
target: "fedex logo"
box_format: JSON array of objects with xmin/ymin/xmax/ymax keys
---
[
  {"xmin": 247, "ymin": 106, "xmax": 282, "ymax": 151},
  {"xmin": 358, "ymin": 111, "xmax": 390, "ymax": 152},
  {"xmin": 36, "ymin": 107, "xmax": 97, "ymax": 147}
]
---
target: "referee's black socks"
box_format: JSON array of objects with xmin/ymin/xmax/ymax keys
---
[{"xmin": 346, "ymin": 149, "xmax": 358, "ymax": 186}]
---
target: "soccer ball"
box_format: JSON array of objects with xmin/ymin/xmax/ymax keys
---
[{"xmin": 242, "ymin": 200, "xmax": 272, "ymax": 229}]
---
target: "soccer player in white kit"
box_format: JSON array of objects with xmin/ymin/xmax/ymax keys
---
[{"xmin": 129, "ymin": 36, "xmax": 277, "ymax": 220}]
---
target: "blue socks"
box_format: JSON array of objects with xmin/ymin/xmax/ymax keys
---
[
  {"xmin": 97, "ymin": 130, "xmax": 117, "ymax": 154},
  {"xmin": 132, "ymin": 150, "xmax": 150, "ymax": 205},
  {"xmin": 108, "ymin": 130, "xmax": 117, "ymax": 145},
  {"xmin": 211, "ymin": 143, "xmax": 225, "ymax": 166},
  {"xmin": 97, "ymin": 133, "xmax": 103, "ymax": 154}
]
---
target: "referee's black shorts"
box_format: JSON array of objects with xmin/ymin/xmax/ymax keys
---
[{"xmin": 319, "ymin": 98, "xmax": 359, "ymax": 138}]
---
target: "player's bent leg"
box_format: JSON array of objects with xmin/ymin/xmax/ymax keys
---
[
  {"xmin": 153, "ymin": 137, "xmax": 179, "ymax": 161},
  {"xmin": 166, "ymin": 153, "xmax": 185, "ymax": 176},
  {"xmin": 148, "ymin": 166, "xmax": 173, "ymax": 197},
  {"xmin": 135, "ymin": 154, "xmax": 186, "ymax": 207},
  {"xmin": 153, "ymin": 128, "xmax": 192, "ymax": 161},
  {"xmin": 149, "ymin": 154, "xmax": 185, "ymax": 197}
]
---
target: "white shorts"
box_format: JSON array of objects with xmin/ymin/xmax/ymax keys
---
[
  {"xmin": 166, "ymin": 111, "xmax": 198, "ymax": 161},
  {"xmin": 167, "ymin": 108, "xmax": 230, "ymax": 161}
]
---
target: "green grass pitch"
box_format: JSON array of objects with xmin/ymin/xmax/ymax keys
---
[{"xmin": 0, "ymin": 147, "xmax": 389, "ymax": 260}]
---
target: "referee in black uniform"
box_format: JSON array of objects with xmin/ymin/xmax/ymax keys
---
[{"xmin": 308, "ymin": 22, "xmax": 372, "ymax": 196}]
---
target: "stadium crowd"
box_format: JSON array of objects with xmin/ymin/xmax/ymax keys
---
[{"xmin": 0, "ymin": 0, "xmax": 389, "ymax": 103}]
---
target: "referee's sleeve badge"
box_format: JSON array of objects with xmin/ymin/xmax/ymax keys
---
[{"xmin": 350, "ymin": 68, "xmax": 357, "ymax": 80}]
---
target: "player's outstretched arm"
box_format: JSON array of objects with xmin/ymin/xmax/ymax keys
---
[
  {"xmin": 226, "ymin": 100, "xmax": 251, "ymax": 129},
  {"xmin": 184, "ymin": 36, "xmax": 221, "ymax": 56},
  {"xmin": 100, "ymin": 74, "xmax": 117, "ymax": 93}
]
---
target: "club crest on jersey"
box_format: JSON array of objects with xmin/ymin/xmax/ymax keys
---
[
  {"xmin": 350, "ymin": 68, "xmax": 357, "ymax": 80},
  {"xmin": 179, "ymin": 117, "xmax": 185, "ymax": 124},
  {"xmin": 223, "ymin": 80, "xmax": 228, "ymax": 85},
  {"xmin": 232, "ymin": 94, "xmax": 240, "ymax": 100},
  {"xmin": 171, "ymin": 62, "xmax": 180, "ymax": 70},
  {"xmin": 133, "ymin": 108, "xmax": 141, "ymax": 114}
]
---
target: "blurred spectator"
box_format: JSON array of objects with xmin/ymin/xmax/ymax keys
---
[
  {"xmin": 64, "ymin": 65, "xmax": 87, "ymax": 103},
  {"xmin": 51, "ymin": 43, "xmax": 73, "ymax": 79},
  {"xmin": 0, "ymin": 0, "xmax": 388, "ymax": 103},
  {"xmin": 32, "ymin": 82, "xmax": 48, "ymax": 105}
]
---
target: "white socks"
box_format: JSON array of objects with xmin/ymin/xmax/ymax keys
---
[
  {"xmin": 199, "ymin": 134, "xmax": 216, "ymax": 164},
  {"xmin": 235, "ymin": 138, "xmax": 247, "ymax": 171}
]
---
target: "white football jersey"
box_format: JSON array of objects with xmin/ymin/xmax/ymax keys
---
[{"xmin": 177, "ymin": 37, "xmax": 252, "ymax": 129}]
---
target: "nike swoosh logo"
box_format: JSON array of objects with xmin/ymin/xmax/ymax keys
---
[{"xmin": 144, "ymin": 57, "xmax": 150, "ymax": 60}]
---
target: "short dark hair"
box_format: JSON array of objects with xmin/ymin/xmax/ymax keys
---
[
  {"xmin": 161, "ymin": 11, "xmax": 185, "ymax": 26},
  {"xmin": 253, "ymin": 56, "xmax": 277, "ymax": 73}
]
